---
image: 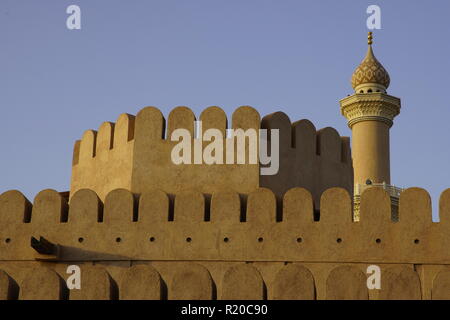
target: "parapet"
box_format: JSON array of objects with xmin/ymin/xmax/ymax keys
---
[
  {"xmin": 1, "ymin": 186, "xmax": 450, "ymax": 299},
  {"xmin": 260, "ymin": 111, "xmax": 353, "ymax": 209},
  {"xmin": 1, "ymin": 186, "xmax": 450, "ymax": 264},
  {"xmin": 71, "ymin": 113, "xmax": 136, "ymax": 200},
  {"xmin": 70, "ymin": 106, "xmax": 353, "ymax": 207}
]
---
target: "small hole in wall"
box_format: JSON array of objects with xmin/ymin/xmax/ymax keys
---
[
  {"xmin": 186, "ymin": 237, "xmax": 192, "ymax": 243},
  {"xmin": 116, "ymin": 237, "xmax": 122, "ymax": 243},
  {"xmin": 258, "ymin": 237, "xmax": 264, "ymax": 243},
  {"xmin": 414, "ymin": 239, "xmax": 420, "ymax": 244},
  {"xmin": 5, "ymin": 238, "xmax": 11, "ymax": 244},
  {"xmin": 223, "ymin": 237, "xmax": 229, "ymax": 243},
  {"xmin": 296, "ymin": 237, "xmax": 303, "ymax": 243},
  {"xmin": 149, "ymin": 237, "xmax": 155, "ymax": 242},
  {"xmin": 368, "ymin": 89, "xmax": 373, "ymax": 93},
  {"xmin": 375, "ymin": 238, "xmax": 381, "ymax": 244},
  {"xmin": 359, "ymin": 90, "xmax": 364, "ymax": 93},
  {"xmin": 336, "ymin": 238, "xmax": 342, "ymax": 244},
  {"xmin": 78, "ymin": 237, "xmax": 84, "ymax": 243}
]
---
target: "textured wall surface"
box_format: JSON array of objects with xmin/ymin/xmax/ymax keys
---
[
  {"xmin": 4, "ymin": 106, "xmax": 449, "ymax": 300},
  {"xmin": 71, "ymin": 114, "xmax": 136, "ymax": 201},
  {"xmin": 70, "ymin": 106, "xmax": 352, "ymax": 207},
  {"xmin": 1, "ymin": 187, "xmax": 450, "ymax": 299},
  {"xmin": 259, "ymin": 111, "xmax": 353, "ymax": 209}
]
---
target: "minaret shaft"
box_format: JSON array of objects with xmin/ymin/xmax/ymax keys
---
[{"xmin": 351, "ymin": 120, "xmax": 390, "ymax": 185}]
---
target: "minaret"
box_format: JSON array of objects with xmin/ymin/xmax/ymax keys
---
[{"xmin": 340, "ymin": 32, "xmax": 402, "ymax": 220}]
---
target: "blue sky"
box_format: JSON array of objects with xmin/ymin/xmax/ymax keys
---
[{"xmin": 1, "ymin": 1, "xmax": 449, "ymax": 220}]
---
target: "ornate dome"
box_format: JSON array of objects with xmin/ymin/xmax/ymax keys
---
[{"xmin": 351, "ymin": 32, "xmax": 390, "ymax": 91}]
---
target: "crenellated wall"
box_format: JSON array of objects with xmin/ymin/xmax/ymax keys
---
[
  {"xmin": 71, "ymin": 113, "xmax": 136, "ymax": 200},
  {"xmin": 70, "ymin": 106, "xmax": 261, "ymax": 201},
  {"xmin": 70, "ymin": 106, "xmax": 352, "ymax": 207},
  {"xmin": 260, "ymin": 112, "xmax": 353, "ymax": 209},
  {"xmin": 1, "ymin": 186, "xmax": 450, "ymax": 299},
  {"xmin": 131, "ymin": 105, "xmax": 261, "ymax": 197}
]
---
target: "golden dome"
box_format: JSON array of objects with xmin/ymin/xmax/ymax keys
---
[{"xmin": 351, "ymin": 32, "xmax": 390, "ymax": 90}]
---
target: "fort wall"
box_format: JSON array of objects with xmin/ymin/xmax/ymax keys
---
[
  {"xmin": 1, "ymin": 187, "xmax": 450, "ymax": 299},
  {"xmin": 259, "ymin": 111, "xmax": 353, "ymax": 209},
  {"xmin": 70, "ymin": 113, "xmax": 135, "ymax": 200},
  {"xmin": 70, "ymin": 106, "xmax": 352, "ymax": 207}
]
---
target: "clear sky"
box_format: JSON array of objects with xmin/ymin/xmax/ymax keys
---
[{"xmin": 1, "ymin": 1, "xmax": 449, "ymax": 220}]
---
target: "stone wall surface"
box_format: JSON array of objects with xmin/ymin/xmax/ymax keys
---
[
  {"xmin": 70, "ymin": 106, "xmax": 353, "ymax": 208},
  {"xmin": 1, "ymin": 187, "xmax": 450, "ymax": 299}
]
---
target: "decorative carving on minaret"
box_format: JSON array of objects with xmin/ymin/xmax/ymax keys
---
[
  {"xmin": 340, "ymin": 93, "xmax": 400, "ymax": 128},
  {"xmin": 341, "ymin": 32, "xmax": 401, "ymax": 129},
  {"xmin": 351, "ymin": 32, "xmax": 391, "ymax": 91}
]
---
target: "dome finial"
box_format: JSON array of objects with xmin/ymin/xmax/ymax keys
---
[
  {"xmin": 368, "ymin": 31, "xmax": 373, "ymax": 45},
  {"xmin": 350, "ymin": 31, "xmax": 390, "ymax": 92}
]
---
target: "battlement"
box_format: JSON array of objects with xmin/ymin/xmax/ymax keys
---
[
  {"xmin": 1, "ymin": 186, "xmax": 450, "ymax": 300},
  {"xmin": 259, "ymin": 112, "xmax": 353, "ymax": 208},
  {"xmin": 1, "ymin": 186, "xmax": 450, "ymax": 264},
  {"xmin": 70, "ymin": 106, "xmax": 353, "ymax": 206},
  {"xmin": 71, "ymin": 106, "xmax": 261, "ymax": 200},
  {"xmin": 71, "ymin": 113, "xmax": 136, "ymax": 200},
  {"xmin": 353, "ymin": 183, "xmax": 404, "ymax": 221}
]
